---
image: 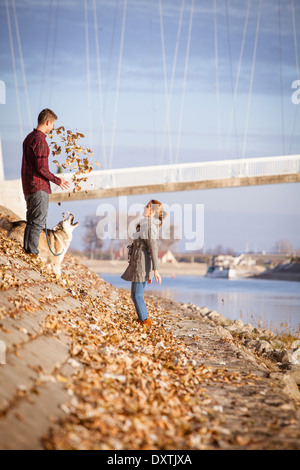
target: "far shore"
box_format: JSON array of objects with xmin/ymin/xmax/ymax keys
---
[
  {"xmin": 78, "ymin": 258, "xmax": 300, "ymax": 282},
  {"xmin": 78, "ymin": 258, "xmax": 268, "ymax": 278},
  {"xmin": 80, "ymin": 259, "xmax": 208, "ymax": 276}
]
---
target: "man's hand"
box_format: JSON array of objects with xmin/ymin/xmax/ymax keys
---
[{"xmin": 58, "ymin": 178, "xmax": 70, "ymax": 190}]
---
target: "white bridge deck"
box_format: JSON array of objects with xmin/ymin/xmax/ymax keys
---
[{"xmin": 50, "ymin": 154, "xmax": 300, "ymax": 202}]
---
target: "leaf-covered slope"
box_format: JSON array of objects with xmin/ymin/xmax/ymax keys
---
[{"xmin": 0, "ymin": 228, "xmax": 300, "ymax": 450}]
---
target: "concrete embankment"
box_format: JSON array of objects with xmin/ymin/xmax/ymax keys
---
[
  {"xmin": 0, "ymin": 229, "xmax": 300, "ymax": 450},
  {"xmin": 251, "ymin": 260, "xmax": 300, "ymax": 282}
]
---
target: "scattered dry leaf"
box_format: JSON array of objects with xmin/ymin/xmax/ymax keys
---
[{"xmin": 49, "ymin": 126, "xmax": 96, "ymax": 194}]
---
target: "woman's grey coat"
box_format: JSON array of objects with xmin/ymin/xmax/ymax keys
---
[{"xmin": 121, "ymin": 217, "xmax": 159, "ymax": 283}]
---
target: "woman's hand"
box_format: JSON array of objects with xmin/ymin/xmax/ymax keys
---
[
  {"xmin": 147, "ymin": 271, "xmax": 161, "ymax": 285},
  {"xmin": 154, "ymin": 269, "xmax": 161, "ymax": 285}
]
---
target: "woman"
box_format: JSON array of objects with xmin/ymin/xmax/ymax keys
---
[{"xmin": 121, "ymin": 199, "xmax": 166, "ymax": 327}]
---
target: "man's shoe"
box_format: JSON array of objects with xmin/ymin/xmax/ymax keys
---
[
  {"xmin": 25, "ymin": 251, "xmax": 38, "ymax": 260},
  {"xmin": 141, "ymin": 318, "xmax": 152, "ymax": 327}
]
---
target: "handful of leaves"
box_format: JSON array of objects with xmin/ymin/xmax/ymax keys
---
[{"xmin": 49, "ymin": 126, "xmax": 100, "ymax": 193}]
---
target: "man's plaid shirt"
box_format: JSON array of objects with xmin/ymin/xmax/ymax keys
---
[{"xmin": 21, "ymin": 128, "xmax": 61, "ymax": 195}]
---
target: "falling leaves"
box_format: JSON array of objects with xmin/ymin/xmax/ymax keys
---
[{"xmin": 49, "ymin": 126, "xmax": 96, "ymax": 194}]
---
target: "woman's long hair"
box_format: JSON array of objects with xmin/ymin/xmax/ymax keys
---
[
  {"xmin": 136, "ymin": 199, "xmax": 167, "ymax": 232},
  {"xmin": 148, "ymin": 199, "xmax": 167, "ymax": 228}
]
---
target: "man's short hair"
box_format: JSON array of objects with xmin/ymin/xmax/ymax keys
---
[{"xmin": 38, "ymin": 108, "xmax": 58, "ymax": 125}]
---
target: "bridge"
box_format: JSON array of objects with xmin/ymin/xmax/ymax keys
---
[
  {"xmin": 0, "ymin": 154, "xmax": 299, "ymax": 218},
  {"xmin": 49, "ymin": 154, "xmax": 300, "ymax": 202}
]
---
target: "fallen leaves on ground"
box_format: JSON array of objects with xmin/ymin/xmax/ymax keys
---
[
  {"xmin": 39, "ymin": 278, "xmax": 257, "ymax": 450},
  {"xmin": 0, "ymin": 231, "xmax": 279, "ymax": 450}
]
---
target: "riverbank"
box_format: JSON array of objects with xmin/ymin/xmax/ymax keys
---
[
  {"xmin": 81, "ymin": 257, "xmax": 300, "ymax": 283},
  {"xmin": 80, "ymin": 258, "xmax": 208, "ymax": 276},
  {"xmin": 87, "ymin": 272, "xmax": 300, "ymax": 333},
  {"xmin": 251, "ymin": 260, "xmax": 300, "ymax": 282},
  {"xmin": 0, "ymin": 230, "xmax": 300, "ymax": 449},
  {"xmin": 79, "ymin": 258, "xmax": 267, "ymax": 279}
]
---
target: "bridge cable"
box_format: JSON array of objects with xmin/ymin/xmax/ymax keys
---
[
  {"xmin": 289, "ymin": 0, "xmax": 299, "ymax": 154},
  {"xmin": 12, "ymin": 0, "xmax": 32, "ymax": 130},
  {"xmin": 242, "ymin": 0, "xmax": 262, "ymax": 158},
  {"xmin": 98, "ymin": 0, "xmax": 119, "ymax": 164},
  {"xmin": 158, "ymin": 0, "xmax": 173, "ymax": 165},
  {"xmin": 109, "ymin": 0, "xmax": 127, "ymax": 169},
  {"xmin": 225, "ymin": 0, "xmax": 239, "ymax": 159},
  {"xmin": 213, "ymin": 0, "xmax": 221, "ymax": 160},
  {"xmin": 92, "ymin": 0, "xmax": 107, "ymax": 168},
  {"xmin": 175, "ymin": 0, "xmax": 194, "ymax": 165},
  {"xmin": 148, "ymin": 0, "xmax": 158, "ymax": 164},
  {"xmin": 84, "ymin": 0, "xmax": 93, "ymax": 149},
  {"xmin": 160, "ymin": 0, "xmax": 185, "ymax": 165},
  {"xmin": 225, "ymin": 0, "xmax": 251, "ymax": 160},
  {"xmin": 49, "ymin": 0, "xmax": 60, "ymax": 106},
  {"xmin": 39, "ymin": 0, "xmax": 53, "ymax": 109},
  {"xmin": 5, "ymin": 0, "xmax": 23, "ymax": 141},
  {"xmin": 278, "ymin": 0, "xmax": 285, "ymax": 155},
  {"xmin": 104, "ymin": 0, "xmax": 119, "ymax": 115}
]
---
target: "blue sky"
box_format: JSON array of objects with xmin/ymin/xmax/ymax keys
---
[{"xmin": 0, "ymin": 0, "xmax": 300, "ymax": 253}]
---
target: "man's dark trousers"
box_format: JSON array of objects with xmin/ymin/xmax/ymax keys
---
[{"xmin": 23, "ymin": 190, "xmax": 49, "ymax": 255}]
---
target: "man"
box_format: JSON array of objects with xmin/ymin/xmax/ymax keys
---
[{"xmin": 21, "ymin": 108, "xmax": 69, "ymax": 256}]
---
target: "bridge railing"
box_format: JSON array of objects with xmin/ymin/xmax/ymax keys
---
[{"xmin": 51, "ymin": 155, "xmax": 300, "ymax": 193}]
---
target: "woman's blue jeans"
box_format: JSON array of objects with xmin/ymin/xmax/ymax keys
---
[{"xmin": 131, "ymin": 282, "xmax": 148, "ymax": 321}]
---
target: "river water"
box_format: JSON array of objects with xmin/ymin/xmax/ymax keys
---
[{"xmin": 99, "ymin": 273, "xmax": 300, "ymax": 333}]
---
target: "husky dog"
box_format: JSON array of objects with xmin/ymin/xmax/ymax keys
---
[{"xmin": 0, "ymin": 213, "xmax": 78, "ymax": 277}]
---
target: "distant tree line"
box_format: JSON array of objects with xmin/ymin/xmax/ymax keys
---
[{"xmin": 81, "ymin": 214, "xmax": 298, "ymax": 259}]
